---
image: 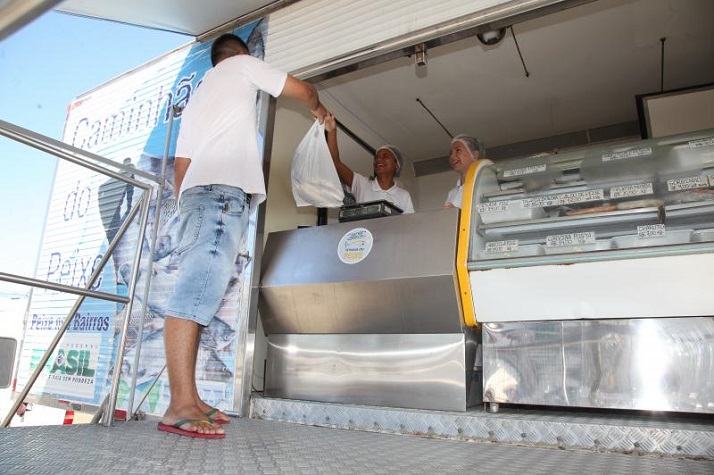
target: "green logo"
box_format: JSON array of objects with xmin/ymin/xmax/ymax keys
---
[{"xmin": 31, "ymin": 348, "xmax": 96, "ymax": 377}]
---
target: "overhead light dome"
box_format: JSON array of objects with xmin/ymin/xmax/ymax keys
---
[{"xmin": 477, "ymin": 27, "xmax": 507, "ymax": 46}]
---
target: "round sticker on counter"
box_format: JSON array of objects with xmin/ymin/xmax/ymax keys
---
[{"xmin": 337, "ymin": 227, "xmax": 373, "ymax": 264}]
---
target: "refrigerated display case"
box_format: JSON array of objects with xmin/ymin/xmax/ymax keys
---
[{"xmin": 464, "ymin": 128, "xmax": 714, "ymax": 413}]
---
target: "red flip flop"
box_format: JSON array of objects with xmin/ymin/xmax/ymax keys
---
[
  {"xmin": 206, "ymin": 407, "xmax": 231, "ymax": 425},
  {"xmin": 157, "ymin": 419, "xmax": 225, "ymax": 439}
]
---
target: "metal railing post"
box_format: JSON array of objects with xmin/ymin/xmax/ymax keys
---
[
  {"xmin": 104, "ymin": 191, "xmax": 153, "ymax": 427},
  {"xmin": 125, "ymin": 105, "xmax": 177, "ymax": 417}
]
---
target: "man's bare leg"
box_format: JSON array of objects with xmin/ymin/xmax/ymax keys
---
[
  {"xmin": 162, "ymin": 316, "xmax": 224, "ymax": 435},
  {"xmin": 191, "ymin": 328, "xmax": 231, "ymax": 423}
]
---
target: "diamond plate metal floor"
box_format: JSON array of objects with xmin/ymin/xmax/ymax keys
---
[
  {"xmin": 252, "ymin": 396, "xmax": 714, "ymax": 459},
  {"xmin": 0, "ymin": 416, "xmax": 712, "ymax": 475}
]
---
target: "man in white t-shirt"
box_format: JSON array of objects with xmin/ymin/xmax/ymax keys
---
[
  {"xmin": 158, "ymin": 33, "xmax": 328, "ymax": 439},
  {"xmin": 324, "ymin": 114, "xmax": 415, "ymax": 213},
  {"xmin": 444, "ymin": 134, "xmax": 485, "ymax": 209}
]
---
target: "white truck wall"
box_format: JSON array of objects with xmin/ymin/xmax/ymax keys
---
[{"xmin": 265, "ymin": 0, "xmax": 550, "ymax": 75}]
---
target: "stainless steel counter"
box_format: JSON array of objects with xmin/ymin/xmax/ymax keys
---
[
  {"xmin": 260, "ymin": 209, "xmax": 463, "ymax": 334},
  {"xmin": 259, "ymin": 209, "xmax": 480, "ymax": 411}
]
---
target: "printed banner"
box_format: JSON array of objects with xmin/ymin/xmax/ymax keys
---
[{"xmin": 16, "ymin": 20, "xmax": 267, "ymax": 415}]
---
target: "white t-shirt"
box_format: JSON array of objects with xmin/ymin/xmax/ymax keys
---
[
  {"xmin": 445, "ymin": 179, "xmax": 463, "ymax": 209},
  {"xmin": 176, "ymin": 55, "xmax": 288, "ymax": 208},
  {"xmin": 350, "ymin": 173, "xmax": 415, "ymax": 213}
]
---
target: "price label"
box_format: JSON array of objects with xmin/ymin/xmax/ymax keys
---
[
  {"xmin": 667, "ymin": 176, "xmax": 708, "ymax": 192},
  {"xmin": 545, "ymin": 232, "xmax": 596, "ymax": 247},
  {"xmin": 637, "ymin": 224, "xmax": 665, "ymax": 238},
  {"xmin": 602, "ymin": 147, "xmax": 652, "ymax": 162},
  {"xmin": 485, "ymin": 240, "xmax": 519, "ymax": 254},
  {"xmin": 523, "ymin": 189, "xmax": 604, "ymax": 208},
  {"xmin": 503, "ymin": 164, "xmax": 547, "ymax": 178},
  {"xmin": 477, "ymin": 201, "xmax": 509, "ymax": 213},
  {"xmin": 610, "ymin": 183, "xmax": 653, "ymax": 199},
  {"xmin": 689, "ymin": 137, "xmax": 714, "ymax": 149}
]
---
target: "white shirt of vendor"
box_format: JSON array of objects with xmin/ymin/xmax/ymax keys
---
[
  {"xmin": 445, "ymin": 179, "xmax": 464, "ymax": 208},
  {"xmin": 350, "ymin": 172, "xmax": 415, "ymax": 213},
  {"xmin": 176, "ymin": 55, "xmax": 287, "ymax": 210}
]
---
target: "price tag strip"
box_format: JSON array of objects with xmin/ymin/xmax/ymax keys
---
[
  {"xmin": 545, "ymin": 232, "xmax": 596, "ymax": 248},
  {"xmin": 503, "ymin": 164, "xmax": 547, "ymax": 178},
  {"xmin": 485, "ymin": 240, "xmax": 519, "ymax": 254},
  {"xmin": 610, "ymin": 182, "xmax": 653, "ymax": 199},
  {"xmin": 637, "ymin": 224, "xmax": 666, "ymax": 238},
  {"xmin": 602, "ymin": 147, "xmax": 652, "ymax": 162},
  {"xmin": 667, "ymin": 176, "xmax": 709, "ymax": 192},
  {"xmin": 477, "ymin": 201, "xmax": 510, "ymax": 213},
  {"xmin": 522, "ymin": 189, "xmax": 604, "ymax": 208}
]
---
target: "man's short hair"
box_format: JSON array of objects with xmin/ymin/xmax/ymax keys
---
[{"xmin": 210, "ymin": 33, "xmax": 249, "ymax": 66}]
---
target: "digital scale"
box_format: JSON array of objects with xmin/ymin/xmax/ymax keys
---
[{"xmin": 338, "ymin": 200, "xmax": 403, "ymax": 222}]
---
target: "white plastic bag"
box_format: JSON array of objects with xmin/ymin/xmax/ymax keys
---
[{"xmin": 291, "ymin": 119, "xmax": 345, "ymax": 207}]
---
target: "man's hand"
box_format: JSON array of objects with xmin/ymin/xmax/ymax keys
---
[
  {"xmin": 324, "ymin": 113, "xmax": 336, "ymax": 132},
  {"xmin": 312, "ymin": 102, "xmax": 329, "ymax": 124}
]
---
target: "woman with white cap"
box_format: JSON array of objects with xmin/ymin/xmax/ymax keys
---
[
  {"xmin": 325, "ymin": 114, "xmax": 415, "ymax": 213},
  {"xmin": 444, "ymin": 134, "xmax": 485, "ymax": 209}
]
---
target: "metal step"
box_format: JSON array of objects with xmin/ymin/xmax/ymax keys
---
[{"xmin": 251, "ymin": 395, "xmax": 714, "ymax": 459}]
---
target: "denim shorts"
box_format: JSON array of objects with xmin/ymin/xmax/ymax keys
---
[{"xmin": 165, "ymin": 185, "xmax": 250, "ymax": 326}]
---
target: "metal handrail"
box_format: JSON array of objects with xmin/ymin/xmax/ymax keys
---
[
  {"xmin": 0, "ymin": 119, "xmax": 160, "ymax": 186},
  {"xmin": 0, "ymin": 119, "xmax": 161, "ymax": 427},
  {"xmin": 0, "ymin": 273, "xmax": 130, "ymax": 304}
]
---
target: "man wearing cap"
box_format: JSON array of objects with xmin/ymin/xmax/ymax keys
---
[
  {"xmin": 325, "ymin": 114, "xmax": 415, "ymax": 213},
  {"xmin": 444, "ymin": 134, "xmax": 485, "ymax": 209}
]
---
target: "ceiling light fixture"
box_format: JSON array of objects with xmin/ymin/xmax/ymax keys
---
[{"xmin": 477, "ymin": 27, "xmax": 507, "ymax": 46}]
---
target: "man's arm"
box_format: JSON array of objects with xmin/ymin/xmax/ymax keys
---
[
  {"xmin": 173, "ymin": 157, "xmax": 191, "ymax": 199},
  {"xmin": 280, "ymin": 75, "xmax": 328, "ymax": 122},
  {"xmin": 324, "ymin": 114, "xmax": 354, "ymax": 187}
]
